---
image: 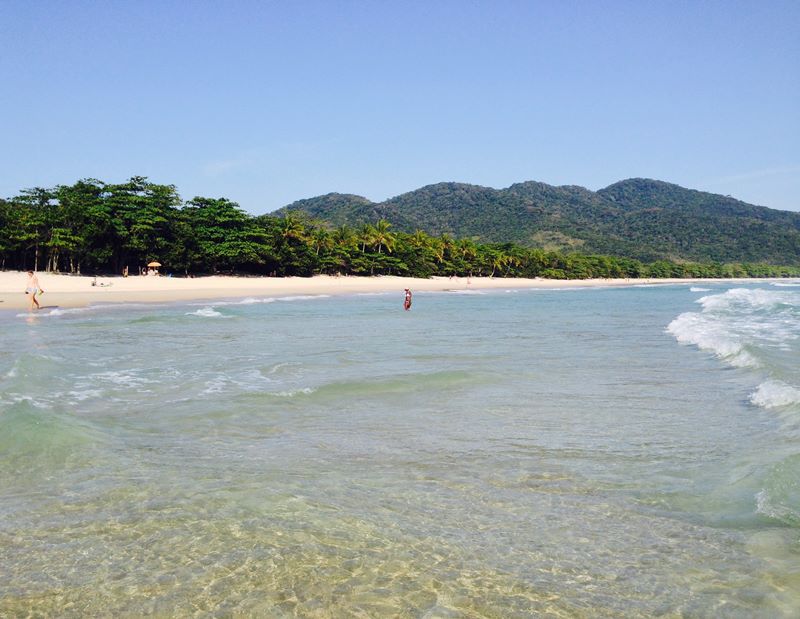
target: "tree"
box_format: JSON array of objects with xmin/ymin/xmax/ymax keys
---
[
  {"xmin": 183, "ymin": 197, "xmax": 267, "ymax": 273},
  {"xmin": 54, "ymin": 179, "xmax": 111, "ymax": 273},
  {"xmin": 105, "ymin": 177, "xmax": 181, "ymax": 273},
  {"xmin": 12, "ymin": 187, "xmax": 54, "ymax": 271},
  {"xmin": 371, "ymin": 219, "xmax": 396, "ymax": 255}
]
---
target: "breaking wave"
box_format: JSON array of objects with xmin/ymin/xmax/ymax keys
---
[
  {"xmin": 750, "ymin": 380, "xmax": 800, "ymax": 410},
  {"xmin": 667, "ymin": 288, "xmax": 800, "ymax": 369},
  {"xmin": 187, "ymin": 307, "xmax": 226, "ymax": 318}
]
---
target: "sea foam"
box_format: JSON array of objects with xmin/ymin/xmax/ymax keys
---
[
  {"xmin": 666, "ymin": 311, "xmax": 758, "ymax": 367},
  {"xmin": 187, "ymin": 307, "xmax": 226, "ymax": 317},
  {"xmin": 750, "ymin": 380, "xmax": 800, "ymax": 409},
  {"xmin": 667, "ymin": 288, "xmax": 800, "ymax": 369}
]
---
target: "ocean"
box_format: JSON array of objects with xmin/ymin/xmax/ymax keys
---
[{"xmin": 1, "ymin": 282, "xmax": 799, "ymax": 617}]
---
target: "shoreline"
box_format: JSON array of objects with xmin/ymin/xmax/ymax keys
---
[{"xmin": 0, "ymin": 271, "xmax": 787, "ymax": 312}]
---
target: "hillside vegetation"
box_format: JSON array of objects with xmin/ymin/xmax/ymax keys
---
[
  {"xmin": 2, "ymin": 177, "xmax": 798, "ymax": 280},
  {"xmin": 277, "ymin": 178, "xmax": 800, "ymax": 265}
]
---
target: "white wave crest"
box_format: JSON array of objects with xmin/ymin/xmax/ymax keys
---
[
  {"xmin": 755, "ymin": 456, "xmax": 800, "ymax": 526},
  {"xmin": 264, "ymin": 362, "xmax": 300, "ymax": 375},
  {"xmin": 275, "ymin": 295, "xmax": 330, "ymax": 302},
  {"xmin": 16, "ymin": 306, "xmax": 93, "ymax": 318},
  {"xmin": 770, "ymin": 281, "xmax": 800, "ymax": 287},
  {"xmin": 668, "ymin": 287, "xmax": 800, "ymax": 368},
  {"xmin": 666, "ymin": 312, "xmax": 758, "ymax": 367},
  {"xmin": 755, "ymin": 489, "xmax": 800, "ymax": 526},
  {"xmin": 750, "ymin": 380, "xmax": 800, "ymax": 409},
  {"xmin": 194, "ymin": 297, "xmax": 274, "ymax": 307},
  {"xmin": 187, "ymin": 307, "xmax": 225, "ymax": 317},
  {"xmin": 271, "ymin": 387, "xmax": 316, "ymax": 397},
  {"xmin": 92, "ymin": 370, "xmax": 154, "ymax": 387},
  {"xmin": 690, "ymin": 287, "xmax": 711, "ymax": 292},
  {"xmin": 697, "ymin": 288, "xmax": 798, "ymax": 312},
  {"xmin": 201, "ymin": 377, "xmax": 228, "ymax": 395},
  {"xmin": 67, "ymin": 389, "xmax": 103, "ymax": 402},
  {"xmin": 208, "ymin": 295, "xmax": 329, "ymax": 306},
  {"xmin": 234, "ymin": 297, "xmax": 276, "ymax": 305}
]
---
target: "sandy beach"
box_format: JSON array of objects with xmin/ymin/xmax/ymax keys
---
[{"xmin": 0, "ymin": 270, "xmax": 753, "ymax": 311}]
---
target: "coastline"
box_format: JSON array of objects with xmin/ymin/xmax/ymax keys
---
[{"xmin": 0, "ymin": 270, "xmax": 776, "ymax": 311}]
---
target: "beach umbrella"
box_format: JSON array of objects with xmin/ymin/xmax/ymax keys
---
[{"xmin": 147, "ymin": 261, "xmax": 162, "ymax": 267}]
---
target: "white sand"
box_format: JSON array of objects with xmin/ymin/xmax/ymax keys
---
[{"xmin": 0, "ymin": 270, "xmax": 740, "ymax": 311}]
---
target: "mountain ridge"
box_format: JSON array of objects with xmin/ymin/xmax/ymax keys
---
[{"xmin": 275, "ymin": 178, "xmax": 800, "ymax": 265}]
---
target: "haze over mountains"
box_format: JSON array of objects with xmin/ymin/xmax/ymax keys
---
[{"xmin": 277, "ymin": 178, "xmax": 800, "ymax": 265}]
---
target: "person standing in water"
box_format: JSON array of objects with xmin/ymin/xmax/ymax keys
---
[
  {"xmin": 25, "ymin": 270, "xmax": 43, "ymax": 311},
  {"xmin": 403, "ymin": 288, "xmax": 412, "ymax": 311}
]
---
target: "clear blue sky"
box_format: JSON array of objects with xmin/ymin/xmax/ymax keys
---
[{"xmin": 1, "ymin": 1, "xmax": 798, "ymax": 213}]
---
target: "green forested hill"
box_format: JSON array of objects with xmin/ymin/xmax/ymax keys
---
[
  {"xmin": 3, "ymin": 176, "xmax": 799, "ymax": 279},
  {"xmin": 277, "ymin": 178, "xmax": 800, "ymax": 265}
]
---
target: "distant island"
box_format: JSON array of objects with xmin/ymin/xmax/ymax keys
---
[{"xmin": 1, "ymin": 176, "xmax": 798, "ymax": 279}]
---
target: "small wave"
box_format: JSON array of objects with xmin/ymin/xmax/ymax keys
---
[
  {"xmin": 311, "ymin": 369, "xmax": 481, "ymax": 400},
  {"xmin": 770, "ymin": 282, "xmax": 800, "ymax": 287},
  {"xmin": 263, "ymin": 362, "xmax": 300, "ymax": 375},
  {"xmin": 270, "ymin": 387, "xmax": 316, "ymax": 397},
  {"xmin": 232, "ymin": 297, "xmax": 276, "ymax": 305},
  {"xmin": 668, "ymin": 287, "xmax": 800, "ymax": 369},
  {"xmin": 750, "ymin": 380, "xmax": 800, "ymax": 409},
  {"xmin": 196, "ymin": 297, "xmax": 275, "ymax": 307},
  {"xmin": 690, "ymin": 287, "xmax": 711, "ymax": 292},
  {"xmin": 16, "ymin": 306, "xmax": 92, "ymax": 318},
  {"xmin": 201, "ymin": 376, "xmax": 228, "ymax": 395},
  {"xmin": 65, "ymin": 389, "xmax": 103, "ymax": 402},
  {"xmin": 755, "ymin": 454, "xmax": 800, "ymax": 526},
  {"xmin": 7, "ymin": 394, "xmax": 50, "ymax": 409},
  {"xmin": 275, "ymin": 294, "xmax": 330, "ymax": 302},
  {"xmin": 698, "ymin": 288, "xmax": 799, "ymax": 312},
  {"xmin": 206, "ymin": 295, "xmax": 329, "ymax": 306},
  {"xmin": 91, "ymin": 370, "xmax": 154, "ymax": 387},
  {"xmin": 186, "ymin": 307, "xmax": 226, "ymax": 318},
  {"xmin": 0, "ymin": 401, "xmax": 102, "ymax": 470},
  {"xmin": 16, "ymin": 303, "xmax": 169, "ymax": 319},
  {"xmin": 666, "ymin": 312, "xmax": 759, "ymax": 368},
  {"xmin": 447, "ymin": 289, "xmax": 487, "ymax": 295}
]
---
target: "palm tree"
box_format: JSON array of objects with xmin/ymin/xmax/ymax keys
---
[
  {"xmin": 332, "ymin": 224, "xmax": 357, "ymax": 250},
  {"xmin": 371, "ymin": 219, "xmax": 396, "ymax": 254},
  {"xmin": 490, "ymin": 251, "xmax": 511, "ymax": 278},
  {"xmin": 278, "ymin": 213, "xmax": 307, "ymax": 242},
  {"xmin": 455, "ymin": 238, "xmax": 477, "ymax": 276},
  {"xmin": 357, "ymin": 223, "xmax": 375, "ymax": 253},
  {"xmin": 310, "ymin": 227, "xmax": 333, "ymax": 256}
]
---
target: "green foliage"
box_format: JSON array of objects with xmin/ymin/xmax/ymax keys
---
[
  {"xmin": 182, "ymin": 197, "xmax": 268, "ymax": 273},
  {"xmin": 3, "ymin": 177, "xmax": 800, "ymax": 281},
  {"xmin": 277, "ymin": 177, "xmax": 800, "ymax": 266}
]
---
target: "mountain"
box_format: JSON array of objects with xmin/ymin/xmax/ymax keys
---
[{"xmin": 275, "ymin": 178, "xmax": 800, "ymax": 265}]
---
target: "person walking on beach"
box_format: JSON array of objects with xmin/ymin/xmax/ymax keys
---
[
  {"xmin": 403, "ymin": 288, "xmax": 412, "ymax": 311},
  {"xmin": 25, "ymin": 270, "xmax": 43, "ymax": 311}
]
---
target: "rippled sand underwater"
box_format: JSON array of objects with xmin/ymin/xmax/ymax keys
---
[{"xmin": 1, "ymin": 285, "xmax": 799, "ymax": 616}]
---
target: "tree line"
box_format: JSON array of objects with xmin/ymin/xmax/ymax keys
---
[{"xmin": 2, "ymin": 177, "xmax": 799, "ymax": 280}]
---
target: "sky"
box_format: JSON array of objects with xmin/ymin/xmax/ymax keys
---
[{"xmin": 1, "ymin": 0, "xmax": 798, "ymax": 213}]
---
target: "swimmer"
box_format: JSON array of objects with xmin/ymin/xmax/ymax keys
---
[{"xmin": 403, "ymin": 288, "xmax": 412, "ymax": 311}]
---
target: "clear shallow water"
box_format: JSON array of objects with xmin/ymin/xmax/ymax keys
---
[{"xmin": 1, "ymin": 284, "xmax": 799, "ymax": 617}]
